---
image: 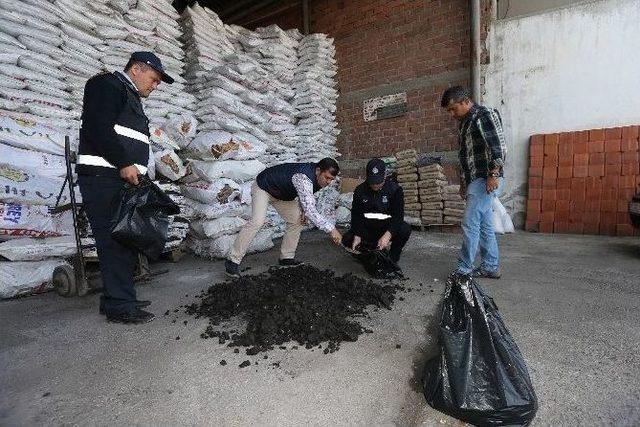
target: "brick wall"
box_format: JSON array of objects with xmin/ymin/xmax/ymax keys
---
[
  {"xmin": 310, "ymin": 0, "xmax": 472, "ymax": 160},
  {"xmin": 239, "ymin": 1, "xmax": 302, "ymax": 30},
  {"xmin": 525, "ymin": 126, "xmax": 640, "ymax": 236}
]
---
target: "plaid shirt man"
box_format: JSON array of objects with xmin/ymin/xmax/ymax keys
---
[{"xmin": 458, "ymin": 104, "xmax": 507, "ymax": 185}]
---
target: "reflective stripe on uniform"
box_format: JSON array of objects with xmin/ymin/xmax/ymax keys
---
[
  {"xmin": 77, "ymin": 154, "xmax": 148, "ymax": 175},
  {"xmin": 114, "ymin": 124, "xmax": 149, "ymax": 144}
]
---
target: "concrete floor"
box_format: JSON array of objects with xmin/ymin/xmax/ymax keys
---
[{"xmin": 1, "ymin": 231, "xmax": 639, "ymax": 426}]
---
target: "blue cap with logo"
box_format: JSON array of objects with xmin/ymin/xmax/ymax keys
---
[
  {"xmin": 366, "ymin": 158, "xmax": 386, "ymax": 185},
  {"xmin": 129, "ymin": 51, "xmax": 174, "ymax": 84}
]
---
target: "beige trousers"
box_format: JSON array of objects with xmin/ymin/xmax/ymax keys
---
[{"xmin": 229, "ymin": 182, "xmax": 304, "ymax": 264}]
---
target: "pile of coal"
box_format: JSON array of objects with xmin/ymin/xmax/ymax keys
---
[{"xmin": 185, "ymin": 265, "xmax": 399, "ymax": 354}]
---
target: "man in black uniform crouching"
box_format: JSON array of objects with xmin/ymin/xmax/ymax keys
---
[
  {"xmin": 76, "ymin": 52, "xmax": 174, "ymax": 324},
  {"xmin": 342, "ymin": 158, "xmax": 412, "ymax": 265}
]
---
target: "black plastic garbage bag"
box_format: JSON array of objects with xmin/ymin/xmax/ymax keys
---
[
  {"xmin": 111, "ymin": 177, "xmax": 180, "ymax": 260},
  {"xmin": 422, "ymin": 274, "xmax": 538, "ymax": 426},
  {"xmin": 354, "ymin": 243, "xmax": 404, "ymax": 280}
]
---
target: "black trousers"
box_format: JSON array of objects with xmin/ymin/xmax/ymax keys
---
[
  {"xmin": 78, "ymin": 175, "xmax": 138, "ymax": 315},
  {"xmin": 341, "ymin": 222, "xmax": 412, "ymax": 262}
]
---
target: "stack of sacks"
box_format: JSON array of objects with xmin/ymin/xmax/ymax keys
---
[
  {"xmin": 442, "ymin": 184, "xmax": 465, "ymax": 225},
  {"xmin": 182, "ymin": 7, "xmax": 293, "ymax": 167},
  {"xmin": 241, "ymin": 26, "xmax": 301, "ymax": 166},
  {"xmin": 149, "ymin": 114, "xmax": 199, "ymax": 254},
  {"xmin": 0, "ymin": 0, "xmax": 79, "ymax": 131},
  {"xmin": 0, "ymin": 0, "xmax": 195, "ymax": 144},
  {"xmin": 180, "ymin": 5, "xmax": 236, "ymax": 127},
  {"xmin": 129, "ymin": 0, "xmax": 196, "ymax": 121},
  {"xmin": 181, "ymin": 142, "xmax": 271, "ymax": 258},
  {"xmin": 417, "ymin": 163, "xmax": 448, "ymax": 225},
  {"xmin": 182, "ymin": 177, "xmax": 274, "ymax": 259},
  {"xmin": 336, "ymin": 192, "xmax": 353, "ymax": 226},
  {"xmin": 315, "ymin": 180, "xmax": 341, "ymax": 227},
  {"xmin": 156, "ymin": 182, "xmax": 191, "ymax": 252},
  {"xmin": 70, "ymin": 0, "xmax": 194, "ymax": 124},
  {"xmin": 293, "ymin": 33, "xmax": 340, "ymax": 162},
  {"xmin": 0, "ymin": 112, "xmax": 85, "ymax": 299},
  {"xmin": 394, "ymin": 149, "xmax": 421, "ymax": 225}
]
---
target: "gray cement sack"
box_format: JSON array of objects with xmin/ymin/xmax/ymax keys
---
[
  {"xmin": 420, "ymin": 193, "xmax": 444, "ymax": 202},
  {"xmin": 418, "ymin": 179, "xmax": 447, "ymax": 188},
  {"xmin": 444, "ymin": 207, "xmax": 465, "ymax": 216},
  {"xmin": 395, "ymin": 158, "xmax": 415, "ymax": 168},
  {"xmin": 421, "ymin": 201, "xmax": 444, "ymax": 210},
  {"xmin": 417, "ymin": 164, "xmax": 443, "ymax": 174},
  {"xmin": 399, "ymin": 181, "xmax": 418, "ymax": 190},
  {"xmin": 395, "ymin": 149, "xmax": 417, "ymax": 160},
  {"xmin": 445, "ymin": 200, "xmax": 465, "ymax": 209},
  {"xmin": 396, "ymin": 165, "xmax": 416, "ymax": 176},
  {"xmin": 397, "ymin": 173, "xmax": 418, "ymax": 183},
  {"xmin": 405, "ymin": 195, "xmax": 419, "ymax": 204}
]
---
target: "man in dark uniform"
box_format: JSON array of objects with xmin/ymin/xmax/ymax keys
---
[
  {"xmin": 226, "ymin": 158, "xmax": 343, "ymax": 278},
  {"xmin": 342, "ymin": 158, "xmax": 412, "ymax": 264},
  {"xmin": 77, "ymin": 52, "xmax": 174, "ymax": 324}
]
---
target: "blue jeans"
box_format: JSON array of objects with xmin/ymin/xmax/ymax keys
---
[{"xmin": 457, "ymin": 177, "xmax": 504, "ymax": 274}]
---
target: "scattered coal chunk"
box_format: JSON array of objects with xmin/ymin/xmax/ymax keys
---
[
  {"xmin": 220, "ymin": 360, "xmax": 227, "ymax": 366},
  {"xmin": 239, "ymin": 360, "xmax": 251, "ymax": 368},
  {"xmin": 185, "ymin": 265, "xmax": 399, "ymax": 355},
  {"xmin": 396, "ymin": 344, "xmax": 401, "ymax": 349}
]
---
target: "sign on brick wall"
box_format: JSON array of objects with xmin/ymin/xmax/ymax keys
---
[{"xmin": 363, "ymin": 92, "xmax": 407, "ymax": 122}]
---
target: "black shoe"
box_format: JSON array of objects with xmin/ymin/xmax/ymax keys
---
[
  {"xmin": 106, "ymin": 309, "xmax": 155, "ymax": 324},
  {"xmin": 225, "ymin": 259, "xmax": 240, "ymax": 278},
  {"xmin": 278, "ymin": 258, "xmax": 303, "ymax": 267},
  {"xmin": 99, "ymin": 300, "xmax": 151, "ymax": 315},
  {"xmin": 472, "ymin": 267, "xmax": 501, "ymax": 279}
]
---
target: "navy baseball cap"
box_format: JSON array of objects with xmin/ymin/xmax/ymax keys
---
[
  {"xmin": 130, "ymin": 51, "xmax": 174, "ymax": 84},
  {"xmin": 366, "ymin": 158, "xmax": 386, "ymax": 185}
]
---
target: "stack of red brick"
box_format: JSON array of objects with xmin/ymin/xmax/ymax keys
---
[{"xmin": 526, "ymin": 126, "xmax": 640, "ymax": 236}]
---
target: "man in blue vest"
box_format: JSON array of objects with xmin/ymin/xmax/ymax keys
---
[
  {"xmin": 226, "ymin": 158, "xmax": 342, "ymax": 277},
  {"xmin": 77, "ymin": 52, "xmax": 173, "ymax": 324}
]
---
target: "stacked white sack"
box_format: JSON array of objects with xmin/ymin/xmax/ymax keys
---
[
  {"xmin": 51, "ymin": 0, "xmax": 194, "ymax": 126},
  {"xmin": 0, "ymin": 112, "xmax": 85, "ymax": 299},
  {"xmin": 293, "ymin": 33, "xmax": 340, "ymax": 162},
  {"xmin": 0, "ymin": 0, "xmax": 79, "ymax": 130}
]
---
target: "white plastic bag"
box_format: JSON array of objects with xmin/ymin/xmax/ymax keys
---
[
  {"xmin": 187, "ymin": 228, "xmax": 274, "ymax": 259},
  {"xmin": 149, "ymin": 125, "xmax": 180, "ymax": 151},
  {"xmin": 189, "ymin": 199, "xmax": 244, "ymax": 220},
  {"xmin": 179, "ymin": 178, "xmax": 241, "ymax": 205},
  {"xmin": 153, "ymin": 149, "xmax": 186, "ymax": 181},
  {"xmin": 0, "ymin": 143, "xmax": 66, "ymax": 177},
  {"xmin": 189, "ymin": 130, "xmax": 267, "ymax": 161},
  {"xmin": 190, "ymin": 216, "xmax": 246, "ymax": 239},
  {"xmin": 0, "ymin": 259, "xmax": 69, "ymax": 299},
  {"xmin": 0, "ymin": 202, "xmax": 72, "ymax": 240},
  {"xmin": 336, "ymin": 206, "xmax": 351, "ymax": 225},
  {"xmin": 0, "ymin": 112, "xmax": 66, "ymax": 155},
  {"xmin": 0, "ymin": 235, "xmax": 76, "ymax": 261},
  {"xmin": 492, "ymin": 197, "xmax": 514, "ymax": 235},
  {"xmin": 189, "ymin": 159, "xmax": 266, "ymax": 183},
  {"xmin": 161, "ymin": 113, "xmax": 197, "ymax": 149},
  {"xmin": 0, "ymin": 164, "xmax": 73, "ymax": 205}
]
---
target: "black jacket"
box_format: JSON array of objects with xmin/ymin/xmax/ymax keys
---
[
  {"xmin": 351, "ymin": 179, "xmax": 405, "ymax": 237},
  {"xmin": 77, "ymin": 72, "xmax": 150, "ymax": 178}
]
